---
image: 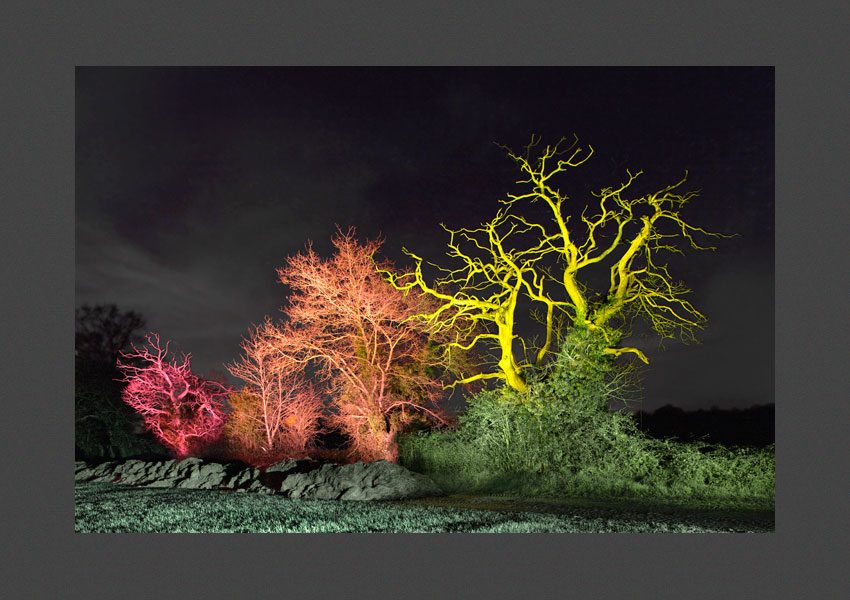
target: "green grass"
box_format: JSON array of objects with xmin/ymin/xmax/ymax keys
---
[{"xmin": 75, "ymin": 482, "xmax": 772, "ymax": 533}]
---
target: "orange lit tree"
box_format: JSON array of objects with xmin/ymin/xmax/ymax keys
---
[
  {"xmin": 269, "ymin": 229, "xmax": 453, "ymax": 462},
  {"xmin": 386, "ymin": 135, "xmax": 731, "ymax": 394},
  {"xmin": 224, "ymin": 319, "xmax": 323, "ymax": 466}
]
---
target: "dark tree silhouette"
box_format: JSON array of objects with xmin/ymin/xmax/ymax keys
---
[
  {"xmin": 634, "ymin": 404, "xmax": 775, "ymax": 447},
  {"xmin": 75, "ymin": 304, "xmax": 164, "ymax": 459},
  {"xmin": 76, "ymin": 304, "xmax": 146, "ymax": 366}
]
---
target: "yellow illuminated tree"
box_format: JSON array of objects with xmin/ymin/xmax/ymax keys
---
[
  {"xmin": 386, "ymin": 135, "xmax": 732, "ymax": 394},
  {"xmin": 382, "ymin": 206, "xmax": 566, "ymax": 393}
]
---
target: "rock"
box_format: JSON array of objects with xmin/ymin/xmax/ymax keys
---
[
  {"xmin": 278, "ymin": 460, "xmax": 443, "ymax": 501},
  {"xmin": 124, "ymin": 458, "xmax": 188, "ymax": 488},
  {"xmin": 75, "ymin": 461, "xmax": 98, "ymax": 481},
  {"xmin": 112, "ymin": 459, "xmax": 149, "ymax": 483},
  {"xmin": 174, "ymin": 462, "xmax": 230, "ymax": 489},
  {"xmin": 222, "ymin": 466, "xmax": 260, "ymax": 490},
  {"xmin": 265, "ymin": 458, "xmax": 319, "ymax": 474},
  {"xmin": 261, "ymin": 459, "xmax": 320, "ymax": 491},
  {"xmin": 244, "ymin": 479, "xmax": 275, "ymax": 494},
  {"xmin": 83, "ymin": 460, "xmax": 123, "ymax": 483},
  {"xmin": 74, "ymin": 458, "xmax": 443, "ymax": 500}
]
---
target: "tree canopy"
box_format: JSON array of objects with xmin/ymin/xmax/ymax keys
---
[{"xmin": 386, "ymin": 136, "xmax": 732, "ymax": 393}]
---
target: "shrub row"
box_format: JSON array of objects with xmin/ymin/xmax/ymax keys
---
[{"xmin": 400, "ymin": 330, "xmax": 774, "ymax": 507}]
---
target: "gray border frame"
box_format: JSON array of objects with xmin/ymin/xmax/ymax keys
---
[{"xmin": 4, "ymin": 2, "xmax": 847, "ymax": 598}]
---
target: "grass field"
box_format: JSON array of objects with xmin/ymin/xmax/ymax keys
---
[{"xmin": 75, "ymin": 482, "xmax": 773, "ymax": 533}]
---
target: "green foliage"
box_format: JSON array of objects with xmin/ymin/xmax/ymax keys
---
[
  {"xmin": 399, "ymin": 429, "xmax": 496, "ymax": 493},
  {"xmin": 399, "ymin": 327, "xmax": 774, "ymax": 508}
]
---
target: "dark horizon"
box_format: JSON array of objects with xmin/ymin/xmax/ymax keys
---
[{"xmin": 75, "ymin": 66, "xmax": 774, "ymax": 413}]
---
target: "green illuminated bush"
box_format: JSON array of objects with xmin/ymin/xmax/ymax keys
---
[{"xmin": 399, "ymin": 328, "xmax": 774, "ymax": 507}]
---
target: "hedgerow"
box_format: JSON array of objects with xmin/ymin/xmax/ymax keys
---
[{"xmin": 400, "ymin": 329, "xmax": 774, "ymax": 508}]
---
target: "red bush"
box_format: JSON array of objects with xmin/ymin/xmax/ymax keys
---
[{"xmin": 116, "ymin": 333, "xmax": 229, "ymax": 458}]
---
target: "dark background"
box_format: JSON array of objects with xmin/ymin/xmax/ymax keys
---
[{"xmin": 76, "ymin": 66, "xmax": 774, "ymax": 414}]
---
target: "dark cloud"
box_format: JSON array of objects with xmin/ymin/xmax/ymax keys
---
[{"xmin": 76, "ymin": 67, "xmax": 773, "ymax": 409}]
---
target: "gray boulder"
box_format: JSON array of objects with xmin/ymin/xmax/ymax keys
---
[
  {"xmin": 75, "ymin": 460, "xmax": 123, "ymax": 483},
  {"xmin": 261, "ymin": 458, "xmax": 320, "ymax": 491},
  {"xmin": 277, "ymin": 460, "xmax": 443, "ymax": 501},
  {"xmin": 221, "ymin": 466, "xmax": 260, "ymax": 490},
  {"xmin": 174, "ymin": 461, "xmax": 232, "ymax": 489}
]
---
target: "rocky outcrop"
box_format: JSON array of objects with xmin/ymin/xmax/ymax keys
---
[
  {"xmin": 265, "ymin": 459, "xmax": 444, "ymax": 500},
  {"xmin": 75, "ymin": 458, "xmax": 443, "ymax": 500},
  {"xmin": 74, "ymin": 458, "xmax": 272, "ymax": 493}
]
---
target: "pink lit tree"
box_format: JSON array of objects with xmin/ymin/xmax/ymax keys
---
[
  {"xmin": 224, "ymin": 320, "xmax": 324, "ymax": 466},
  {"xmin": 116, "ymin": 333, "xmax": 230, "ymax": 458},
  {"xmin": 271, "ymin": 229, "xmax": 454, "ymax": 462}
]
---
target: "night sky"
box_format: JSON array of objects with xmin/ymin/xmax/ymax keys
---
[{"xmin": 76, "ymin": 67, "xmax": 774, "ymax": 413}]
